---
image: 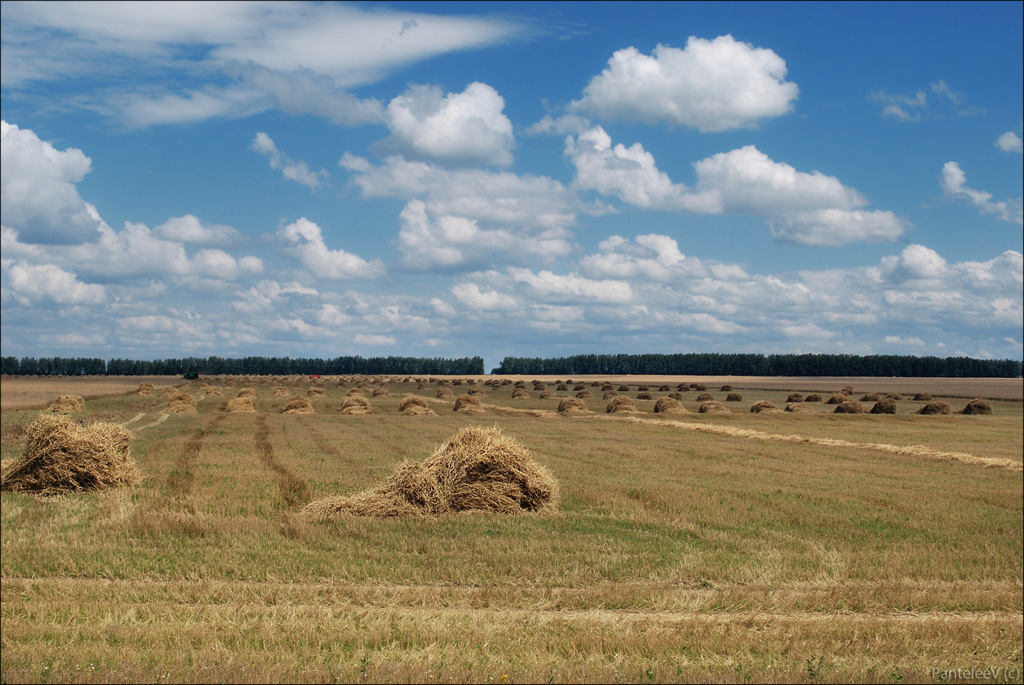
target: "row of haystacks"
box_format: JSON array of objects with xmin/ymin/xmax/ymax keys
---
[
  {"xmin": 1, "ymin": 414, "xmax": 140, "ymax": 495},
  {"xmin": 303, "ymin": 426, "xmax": 558, "ymax": 519}
]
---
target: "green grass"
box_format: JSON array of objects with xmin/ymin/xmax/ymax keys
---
[{"xmin": 2, "ymin": 378, "xmax": 1022, "ymax": 683}]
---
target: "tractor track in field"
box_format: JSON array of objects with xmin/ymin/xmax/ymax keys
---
[
  {"xmin": 166, "ymin": 414, "xmax": 226, "ymax": 498},
  {"xmin": 255, "ymin": 414, "xmax": 311, "ymax": 509}
]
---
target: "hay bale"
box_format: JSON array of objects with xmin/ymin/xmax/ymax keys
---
[
  {"xmin": 1, "ymin": 414, "xmax": 139, "ymax": 495},
  {"xmin": 694, "ymin": 384, "xmax": 707, "ymax": 391},
  {"xmin": 225, "ymin": 397, "xmax": 256, "ymax": 413},
  {"xmin": 341, "ymin": 396, "xmax": 373, "ymax": 415},
  {"xmin": 834, "ymin": 400, "xmax": 865, "ymax": 414},
  {"xmin": 137, "ymin": 383, "xmax": 154, "ymax": 396},
  {"xmin": 436, "ymin": 387, "xmax": 454, "ymax": 399},
  {"xmin": 720, "ymin": 384, "xmax": 733, "ymax": 392},
  {"xmin": 960, "ymin": 398, "xmax": 993, "ymax": 415},
  {"xmin": 556, "ymin": 383, "xmax": 569, "ymax": 392},
  {"xmin": 786, "ymin": 393, "xmax": 804, "ymax": 403},
  {"xmin": 696, "ymin": 393, "xmax": 714, "ymax": 402},
  {"xmin": 203, "ymin": 385, "xmax": 223, "ymax": 396},
  {"xmin": 653, "ymin": 397, "xmax": 689, "ymax": 414},
  {"xmin": 511, "ymin": 388, "xmax": 531, "ymax": 400},
  {"xmin": 841, "ymin": 385, "xmax": 855, "ymax": 395},
  {"xmin": 886, "ymin": 393, "xmax": 903, "ymax": 401},
  {"xmin": 303, "ymin": 426, "xmax": 558, "ymax": 519},
  {"xmin": 698, "ymin": 401, "xmax": 730, "ymax": 414},
  {"xmin": 167, "ymin": 393, "xmax": 197, "ymax": 414},
  {"xmin": 274, "ymin": 387, "xmax": 290, "ymax": 397},
  {"xmin": 750, "ymin": 401, "xmax": 781, "ymax": 413},
  {"xmin": 602, "ymin": 390, "xmax": 619, "ymax": 399},
  {"xmin": 636, "ymin": 391, "xmax": 653, "ymax": 400},
  {"xmin": 805, "ymin": 393, "xmax": 823, "ymax": 403},
  {"xmin": 539, "ymin": 390, "xmax": 558, "ymax": 399},
  {"xmin": 575, "ymin": 390, "xmax": 592, "ymax": 399},
  {"xmin": 725, "ymin": 393, "xmax": 743, "ymax": 402},
  {"xmin": 913, "ymin": 393, "xmax": 933, "ymax": 402},
  {"xmin": 785, "ymin": 403, "xmax": 816, "ymax": 413},
  {"xmin": 160, "ymin": 387, "xmax": 179, "ymax": 400},
  {"xmin": 917, "ymin": 401, "xmax": 951, "ymax": 415},
  {"xmin": 870, "ymin": 398, "xmax": 898, "ymax": 414},
  {"xmin": 467, "ymin": 386, "xmax": 485, "ymax": 396},
  {"xmin": 860, "ymin": 393, "xmax": 881, "ymax": 402},
  {"xmin": 307, "ymin": 386, "xmax": 326, "ymax": 397},
  {"xmin": 372, "ymin": 387, "xmax": 390, "ymax": 397},
  {"xmin": 47, "ymin": 395, "xmax": 85, "ymax": 413},
  {"xmin": 826, "ymin": 393, "xmax": 848, "ymax": 405},
  {"xmin": 557, "ymin": 397, "xmax": 589, "ymax": 415},
  {"xmin": 284, "ymin": 396, "xmax": 315, "ymax": 415},
  {"xmin": 400, "ymin": 395, "xmax": 436, "ymax": 416},
  {"xmin": 606, "ymin": 396, "xmax": 637, "ymax": 414},
  {"xmin": 668, "ymin": 392, "xmax": 684, "ymax": 401},
  {"xmin": 659, "ymin": 385, "xmax": 672, "ymax": 392},
  {"xmin": 237, "ymin": 387, "xmax": 259, "ymax": 399},
  {"xmin": 617, "ymin": 384, "xmax": 631, "ymax": 392},
  {"xmin": 453, "ymin": 395, "xmax": 483, "ymax": 414}
]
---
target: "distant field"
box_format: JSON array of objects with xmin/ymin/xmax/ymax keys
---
[
  {"xmin": 1, "ymin": 375, "xmax": 182, "ymax": 410},
  {"xmin": 2, "ymin": 375, "xmax": 1021, "ymax": 683}
]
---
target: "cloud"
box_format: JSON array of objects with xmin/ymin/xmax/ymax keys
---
[
  {"xmin": 4, "ymin": 260, "xmax": 105, "ymax": 305},
  {"xmin": 940, "ymin": 161, "xmax": 1023, "ymax": 225},
  {"xmin": 380, "ymin": 82, "xmax": 515, "ymax": 167},
  {"xmin": 2, "ymin": 2, "xmax": 524, "ymax": 127},
  {"xmin": 691, "ymin": 145, "xmax": 866, "ymax": 215},
  {"xmin": 568, "ymin": 36, "xmax": 798, "ymax": 131},
  {"xmin": 565, "ymin": 126, "xmax": 707, "ymax": 211},
  {"xmin": 507, "ymin": 267, "xmax": 633, "ymax": 304},
  {"xmin": 996, "ymin": 131, "xmax": 1023, "ymax": 154},
  {"xmin": 0, "ymin": 120, "xmax": 103, "ymax": 244},
  {"xmin": 869, "ymin": 80, "xmax": 984, "ymax": 121},
  {"xmin": 275, "ymin": 218, "xmax": 384, "ymax": 280},
  {"xmin": 768, "ymin": 209, "xmax": 907, "ymax": 247},
  {"xmin": 251, "ymin": 132, "xmax": 328, "ymax": 189},
  {"xmin": 450, "ymin": 282, "xmax": 519, "ymax": 311},
  {"xmin": 153, "ymin": 214, "xmax": 242, "ymax": 247}
]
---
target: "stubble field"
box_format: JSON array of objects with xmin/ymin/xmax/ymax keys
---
[{"xmin": 1, "ymin": 375, "xmax": 1021, "ymax": 683}]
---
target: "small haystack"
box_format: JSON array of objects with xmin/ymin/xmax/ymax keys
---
[
  {"xmin": 636, "ymin": 392, "xmax": 653, "ymax": 400},
  {"xmin": 372, "ymin": 387, "xmax": 390, "ymax": 397},
  {"xmin": 720, "ymin": 384, "xmax": 733, "ymax": 392},
  {"xmin": 399, "ymin": 395, "xmax": 436, "ymax": 416},
  {"xmin": 785, "ymin": 403, "xmax": 816, "ymax": 413},
  {"xmin": 960, "ymin": 398, "xmax": 993, "ymax": 415},
  {"xmin": 1, "ymin": 414, "xmax": 139, "ymax": 495},
  {"xmin": 575, "ymin": 390, "xmax": 593, "ymax": 399},
  {"xmin": 202, "ymin": 385, "xmax": 223, "ymax": 397},
  {"xmin": 137, "ymin": 382, "xmax": 155, "ymax": 396},
  {"xmin": 606, "ymin": 396, "xmax": 637, "ymax": 414},
  {"xmin": 467, "ymin": 386, "xmax": 485, "ymax": 397},
  {"xmin": 557, "ymin": 397, "xmax": 589, "ymax": 415},
  {"xmin": 698, "ymin": 401, "xmax": 730, "ymax": 414},
  {"xmin": 237, "ymin": 388, "xmax": 259, "ymax": 399},
  {"xmin": 307, "ymin": 386, "xmax": 326, "ymax": 397},
  {"xmin": 750, "ymin": 401, "xmax": 782, "ymax": 414},
  {"xmin": 167, "ymin": 393, "xmax": 197, "ymax": 414},
  {"xmin": 48, "ymin": 395, "xmax": 85, "ymax": 413},
  {"xmin": 841, "ymin": 385, "xmax": 855, "ymax": 395},
  {"xmin": 653, "ymin": 397, "xmax": 689, "ymax": 415},
  {"xmin": 886, "ymin": 393, "xmax": 903, "ymax": 401},
  {"xmin": 437, "ymin": 387, "xmax": 455, "ymax": 399},
  {"xmin": 786, "ymin": 393, "xmax": 804, "ymax": 403},
  {"xmin": 284, "ymin": 396, "xmax": 315, "ymax": 415},
  {"xmin": 870, "ymin": 398, "xmax": 898, "ymax": 414},
  {"xmin": 913, "ymin": 393, "xmax": 933, "ymax": 402},
  {"xmin": 826, "ymin": 393, "xmax": 848, "ymax": 405},
  {"xmin": 539, "ymin": 390, "xmax": 558, "ymax": 399},
  {"xmin": 453, "ymin": 395, "xmax": 484, "ymax": 414},
  {"xmin": 917, "ymin": 401, "xmax": 951, "ymax": 415},
  {"xmin": 725, "ymin": 393, "xmax": 743, "ymax": 402},
  {"xmin": 341, "ymin": 396, "xmax": 373, "ymax": 415},
  {"xmin": 860, "ymin": 393, "xmax": 881, "ymax": 402},
  {"xmin": 225, "ymin": 397, "xmax": 256, "ymax": 413},
  {"xmin": 834, "ymin": 400, "xmax": 866, "ymax": 414},
  {"xmin": 602, "ymin": 390, "xmax": 619, "ymax": 399},
  {"xmin": 274, "ymin": 387, "xmax": 290, "ymax": 397},
  {"xmin": 696, "ymin": 393, "xmax": 714, "ymax": 402},
  {"xmin": 303, "ymin": 426, "xmax": 558, "ymax": 519},
  {"xmin": 511, "ymin": 388, "xmax": 531, "ymax": 400},
  {"xmin": 160, "ymin": 387, "xmax": 179, "ymax": 400},
  {"xmin": 805, "ymin": 393, "xmax": 823, "ymax": 403}
]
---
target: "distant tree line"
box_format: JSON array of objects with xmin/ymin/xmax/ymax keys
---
[
  {"xmin": 492, "ymin": 353, "xmax": 1022, "ymax": 378},
  {"xmin": 1, "ymin": 355, "xmax": 485, "ymax": 377}
]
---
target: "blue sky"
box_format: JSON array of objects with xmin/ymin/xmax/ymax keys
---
[{"xmin": 2, "ymin": 1, "xmax": 1021, "ymax": 371}]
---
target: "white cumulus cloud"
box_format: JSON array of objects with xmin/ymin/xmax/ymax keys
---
[
  {"xmin": 382, "ymin": 82, "xmax": 515, "ymax": 167},
  {"xmin": 940, "ymin": 161, "xmax": 1023, "ymax": 225},
  {"xmin": 276, "ymin": 217, "xmax": 384, "ymax": 280},
  {"xmin": 5, "ymin": 260, "xmax": 105, "ymax": 305},
  {"xmin": 996, "ymin": 131, "xmax": 1023, "ymax": 154},
  {"xmin": 251, "ymin": 132, "xmax": 328, "ymax": 189},
  {"xmin": 569, "ymin": 36, "xmax": 798, "ymax": 131}
]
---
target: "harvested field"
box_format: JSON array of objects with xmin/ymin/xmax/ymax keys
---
[{"xmin": 1, "ymin": 374, "xmax": 1021, "ymax": 684}]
